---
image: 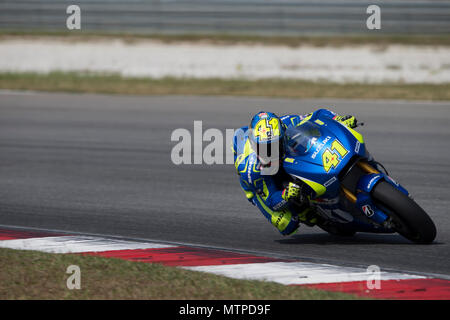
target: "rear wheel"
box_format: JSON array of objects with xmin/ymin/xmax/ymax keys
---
[{"xmin": 372, "ymin": 181, "xmax": 436, "ymax": 244}]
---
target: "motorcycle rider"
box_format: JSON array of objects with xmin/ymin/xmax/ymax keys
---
[{"xmin": 232, "ymin": 109, "xmax": 357, "ymax": 236}]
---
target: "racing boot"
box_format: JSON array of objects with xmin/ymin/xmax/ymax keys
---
[{"xmin": 297, "ymin": 207, "xmax": 319, "ymax": 227}]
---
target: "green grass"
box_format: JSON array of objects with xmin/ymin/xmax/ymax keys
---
[
  {"xmin": 0, "ymin": 248, "xmax": 361, "ymax": 299},
  {"xmin": 1, "ymin": 72, "xmax": 449, "ymax": 101},
  {"xmin": 1, "ymin": 30, "xmax": 450, "ymax": 47}
]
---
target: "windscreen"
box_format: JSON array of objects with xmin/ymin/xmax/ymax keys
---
[{"xmin": 285, "ymin": 122, "xmax": 322, "ymax": 156}]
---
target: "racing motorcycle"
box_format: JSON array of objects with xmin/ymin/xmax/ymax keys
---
[{"xmin": 283, "ymin": 114, "xmax": 436, "ymax": 244}]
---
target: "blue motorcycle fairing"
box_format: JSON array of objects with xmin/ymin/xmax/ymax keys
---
[
  {"xmin": 357, "ymin": 170, "xmax": 409, "ymax": 197},
  {"xmin": 384, "ymin": 175, "xmax": 410, "ymax": 196},
  {"xmin": 281, "ymin": 115, "xmax": 408, "ymax": 232},
  {"xmin": 354, "ymin": 173, "xmax": 388, "ymax": 224},
  {"xmin": 283, "ymin": 116, "xmax": 365, "ymax": 197}
]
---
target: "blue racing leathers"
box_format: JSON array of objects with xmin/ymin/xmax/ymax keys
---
[{"xmin": 233, "ymin": 108, "xmax": 343, "ymax": 235}]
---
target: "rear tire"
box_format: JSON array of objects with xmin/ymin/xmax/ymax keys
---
[{"xmin": 372, "ymin": 181, "xmax": 436, "ymax": 244}]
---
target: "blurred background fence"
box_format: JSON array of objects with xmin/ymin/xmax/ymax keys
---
[{"xmin": 1, "ymin": 0, "xmax": 450, "ymax": 36}]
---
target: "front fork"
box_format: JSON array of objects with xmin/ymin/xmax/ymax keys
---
[{"xmin": 341, "ymin": 161, "xmax": 409, "ymax": 226}]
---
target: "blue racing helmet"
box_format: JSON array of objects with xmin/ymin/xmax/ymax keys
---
[{"xmin": 249, "ymin": 111, "xmax": 286, "ymax": 165}]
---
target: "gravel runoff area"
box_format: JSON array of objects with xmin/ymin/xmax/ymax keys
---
[{"xmin": 0, "ymin": 38, "xmax": 449, "ymax": 84}]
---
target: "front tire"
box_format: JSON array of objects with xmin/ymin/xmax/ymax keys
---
[{"xmin": 372, "ymin": 181, "xmax": 436, "ymax": 244}]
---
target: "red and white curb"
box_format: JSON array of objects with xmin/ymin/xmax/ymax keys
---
[{"xmin": 0, "ymin": 227, "xmax": 449, "ymax": 300}]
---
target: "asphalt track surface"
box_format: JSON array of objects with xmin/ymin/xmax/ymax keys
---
[{"xmin": 0, "ymin": 91, "xmax": 449, "ymax": 277}]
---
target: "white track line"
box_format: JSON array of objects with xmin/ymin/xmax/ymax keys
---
[
  {"xmin": 0, "ymin": 234, "xmax": 428, "ymax": 286},
  {"xmin": 185, "ymin": 262, "xmax": 425, "ymax": 285},
  {"xmin": 0, "ymin": 236, "xmax": 175, "ymax": 253}
]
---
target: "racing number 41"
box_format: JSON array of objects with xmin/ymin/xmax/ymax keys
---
[{"xmin": 322, "ymin": 140, "xmax": 348, "ymax": 173}]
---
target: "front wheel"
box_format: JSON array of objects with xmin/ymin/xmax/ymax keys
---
[{"xmin": 372, "ymin": 181, "xmax": 436, "ymax": 244}]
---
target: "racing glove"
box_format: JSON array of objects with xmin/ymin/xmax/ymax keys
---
[
  {"xmin": 282, "ymin": 183, "xmax": 318, "ymax": 226},
  {"xmin": 282, "ymin": 182, "xmax": 302, "ymax": 202},
  {"xmin": 335, "ymin": 115, "xmax": 357, "ymax": 128}
]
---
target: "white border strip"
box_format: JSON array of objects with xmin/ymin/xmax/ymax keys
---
[
  {"xmin": 0, "ymin": 236, "xmax": 175, "ymax": 253},
  {"xmin": 185, "ymin": 262, "xmax": 425, "ymax": 285},
  {"xmin": 0, "ymin": 233, "xmax": 428, "ymax": 286}
]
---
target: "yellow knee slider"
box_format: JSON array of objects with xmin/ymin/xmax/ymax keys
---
[{"xmin": 271, "ymin": 209, "xmax": 292, "ymax": 232}]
